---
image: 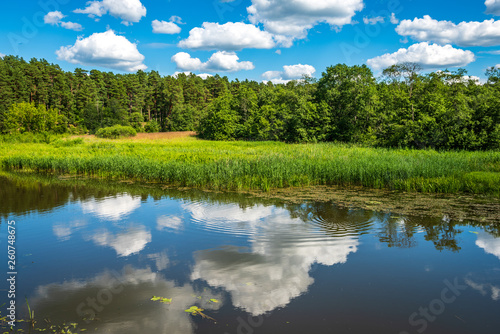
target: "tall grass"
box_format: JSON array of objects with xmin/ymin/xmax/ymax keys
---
[{"xmin": 1, "ymin": 135, "xmax": 499, "ymax": 194}]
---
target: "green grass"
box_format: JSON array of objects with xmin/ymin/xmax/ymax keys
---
[{"xmin": 1, "ymin": 135, "xmax": 499, "ymax": 194}]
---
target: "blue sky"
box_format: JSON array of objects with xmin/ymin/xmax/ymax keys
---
[{"xmin": 1, "ymin": 0, "xmax": 499, "ymax": 82}]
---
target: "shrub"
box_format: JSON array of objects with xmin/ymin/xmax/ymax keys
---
[
  {"xmin": 95, "ymin": 125, "xmax": 137, "ymax": 139},
  {"xmin": 144, "ymin": 120, "xmax": 160, "ymax": 133}
]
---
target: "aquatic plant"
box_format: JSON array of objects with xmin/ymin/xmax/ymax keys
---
[{"xmin": 1, "ymin": 136, "xmax": 499, "ymax": 195}]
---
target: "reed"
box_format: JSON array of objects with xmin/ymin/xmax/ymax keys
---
[{"xmin": 1, "ymin": 135, "xmax": 499, "ymax": 194}]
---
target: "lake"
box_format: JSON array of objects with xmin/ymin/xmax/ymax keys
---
[{"xmin": 1, "ymin": 173, "xmax": 499, "ymax": 334}]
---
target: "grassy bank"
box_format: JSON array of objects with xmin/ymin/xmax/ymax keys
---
[{"xmin": 1, "ymin": 134, "xmax": 499, "ymax": 194}]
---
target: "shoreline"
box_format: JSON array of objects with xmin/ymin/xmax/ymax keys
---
[{"xmin": 2, "ymin": 170, "xmax": 499, "ymax": 224}]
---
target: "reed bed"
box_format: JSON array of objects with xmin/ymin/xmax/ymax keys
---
[{"xmin": 1, "ymin": 136, "xmax": 499, "ymax": 194}]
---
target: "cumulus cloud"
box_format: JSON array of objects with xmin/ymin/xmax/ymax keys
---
[
  {"xmin": 152, "ymin": 19, "xmax": 181, "ymax": 34},
  {"xmin": 56, "ymin": 30, "xmax": 147, "ymax": 72},
  {"xmin": 74, "ymin": 0, "xmax": 146, "ymax": 25},
  {"xmin": 247, "ymin": 0, "xmax": 364, "ymax": 45},
  {"xmin": 53, "ymin": 220, "xmax": 87, "ymax": 241},
  {"xmin": 44, "ymin": 11, "xmax": 83, "ymax": 31},
  {"xmin": 187, "ymin": 202, "xmax": 358, "ymax": 315},
  {"xmin": 476, "ymin": 231, "xmax": 500, "ymax": 259},
  {"xmin": 396, "ymin": 16, "xmax": 500, "ymax": 47},
  {"xmin": 157, "ymin": 215, "xmax": 184, "ymax": 231},
  {"xmin": 262, "ymin": 64, "xmax": 316, "ymax": 84},
  {"xmin": 390, "ymin": 13, "xmax": 399, "ymax": 25},
  {"xmin": 173, "ymin": 71, "xmax": 213, "ymax": 79},
  {"xmin": 178, "ymin": 22, "xmax": 275, "ymax": 51},
  {"xmin": 147, "ymin": 251, "xmax": 170, "ymax": 271},
  {"xmin": 44, "ymin": 11, "xmax": 65, "ymax": 24},
  {"xmin": 363, "ymin": 16, "xmax": 385, "ymax": 25},
  {"xmin": 171, "ymin": 51, "xmax": 254, "ymax": 73},
  {"xmin": 0, "ymin": 53, "xmax": 5, "ymax": 58},
  {"xmin": 32, "ymin": 266, "xmax": 223, "ymax": 334},
  {"xmin": 86, "ymin": 226, "xmax": 151, "ymax": 257},
  {"xmin": 79, "ymin": 192, "xmax": 142, "ymax": 220},
  {"xmin": 485, "ymin": 0, "xmax": 500, "ymax": 15},
  {"xmin": 367, "ymin": 42, "xmax": 475, "ymax": 71}
]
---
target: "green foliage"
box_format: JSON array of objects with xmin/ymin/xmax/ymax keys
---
[
  {"xmin": 95, "ymin": 125, "xmax": 137, "ymax": 139},
  {"xmin": 144, "ymin": 120, "xmax": 160, "ymax": 133},
  {"xmin": 198, "ymin": 93, "xmax": 239, "ymax": 140},
  {"xmin": 128, "ymin": 112, "xmax": 144, "ymax": 131},
  {"xmin": 1, "ymin": 139, "xmax": 498, "ymax": 195},
  {"xmin": 0, "ymin": 56, "xmax": 499, "ymax": 150},
  {"xmin": 0, "ymin": 102, "xmax": 64, "ymax": 134}
]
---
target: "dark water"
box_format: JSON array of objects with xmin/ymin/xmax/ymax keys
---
[{"xmin": 1, "ymin": 174, "xmax": 499, "ymax": 334}]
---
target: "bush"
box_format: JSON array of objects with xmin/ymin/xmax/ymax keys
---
[
  {"xmin": 144, "ymin": 120, "xmax": 160, "ymax": 133},
  {"xmin": 52, "ymin": 137, "xmax": 84, "ymax": 147},
  {"xmin": 95, "ymin": 125, "xmax": 137, "ymax": 139}
]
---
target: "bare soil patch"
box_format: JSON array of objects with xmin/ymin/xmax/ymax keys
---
[{"xmin": 74, "ymin": 131, "xmax": 197, "ymax": 140}]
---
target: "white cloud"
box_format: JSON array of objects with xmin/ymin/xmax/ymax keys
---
[
  {"xmin": 178, "ymin": 22, "xmax": 276, "ymax": 51},
  {"xmin": 476, "ymin": 231, "xmax": 500, "ymax": 259},
  {"xmin": 363, "ymin": 16, "xmax": 385, "ymax": 25},
  {"xmin": 53, "ymin": 220, "xmax": 87, "ymax": 241},
  {"xmin": 262, "ymin": 64, "xmax": 316, "ymax": 84},
  {"xmin": 396, "ymin": 15, "xmax": 500, "ymax": 47},
  {"xmin": 60, "ymin": 21, "xmax": 83, "ymax": 31},
  {"xmin": 74, "ymin": 0, "xmax": 146, "ymax": 25},
  {"xmin": 390, "ymin": 13, "xmax": 399, "ymax": 24},
  {"xmin": 171, "ymin": 51, "xmax": 254, "ymax": 73},
  {"xmin": 147, "ymin": 251, "xmax": 170, "ymax": 271},
  {"xmin": 367, "ymin": 42, "xmax": 475, "ymax": 71},
  {"xmin": 283, "ymin": 64, "xmax": 316, "ymax": 79},
  {"xmin": 79, "ymin": 193, "xmax": 141, "ymax": 220},
  {"xmin": 196, "ymin": 73, "xmax": 213, "ymax": 79},
  {"xmin": 171, "ymin": 52, "xmax": 203, "ymax": 72},
  {"xmin": 152, "ymin": 20, "xmax": 181, "ymax": 34},
  {"xmin": 44, "ymin": 11, "xmax": 83, "ymax": 31},
  {"xmin": 157, "ymin": 215, "xmax": 184, "ymax": 231},
  {"xmin": 74, "ymin": 1, "xmax": 107, "ymax": 17},
  {"xmin": 0, "ymin": 53, "xmax": 5, "ymax": 58},
  {"xmin": 169, "ymin": 16, "xmax": 184, "ymax": 24},
  {"xmin": 247, "ymin": 0, "xmax": 364, "ymax": 45},
  {"xmin": 44, "ymin": 11, "xmax": 65, "ymax": 24},
  {"xmin": 173, "ymin": 71, "xmax": 213, "ymax": 79},
  {"xmin": 187, "ymin": 202, "xmax": 358, "ymax": 315},
  {"xmin": 32, "ymin": 266, "xmax": 223, "ymax": 334},
  {"xmin": 56, "ymin": 30, "xmax": 147, "ymax": 72},
  {"xmin": 486, "ymin": 0, "xmax": 500, "ymax": 15},
  {"xmin": 87, "ymin": 226, "xmax": 151, "ymax": 257}
]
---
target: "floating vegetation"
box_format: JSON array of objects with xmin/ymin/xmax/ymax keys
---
[
  {"xmin": 184, "ymin": 306, "xmax": 216, "ymax": 322},
  {"xmin": 150, "ymin": 296, "xmax": 172, "ymax": 304}
]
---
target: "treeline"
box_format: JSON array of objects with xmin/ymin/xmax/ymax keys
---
[{"xmin": 0, "ymin": 56, "xmax": 499, "ymax": 150}]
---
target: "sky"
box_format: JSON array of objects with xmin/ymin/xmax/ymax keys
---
[{"xmin": 1, "ymin": 0, "xmax": 500, "ymax": 82}]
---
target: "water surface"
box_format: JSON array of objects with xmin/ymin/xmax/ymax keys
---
[{"xmin": 0, "ymin": 174, "xmax": 499, "ymax": 334}]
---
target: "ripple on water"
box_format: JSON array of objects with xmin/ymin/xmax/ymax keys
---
[{"xmin": 183, "ymin": 200, "xmax": 375, "ymax": 246}]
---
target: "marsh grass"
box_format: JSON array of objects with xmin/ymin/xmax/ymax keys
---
[{"xmin": 1, "ymin": 135, "xmax": 499, "ymax": 194}]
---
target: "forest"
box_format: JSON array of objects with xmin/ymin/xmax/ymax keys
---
[{"xmin": 0, "ymin": 55, "xmax": 499, "ymax": 150}]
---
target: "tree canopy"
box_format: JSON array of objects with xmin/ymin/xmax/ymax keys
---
[{"xmin": 0, "ymin": 55, "xmax": 498, "ymax": 150}]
